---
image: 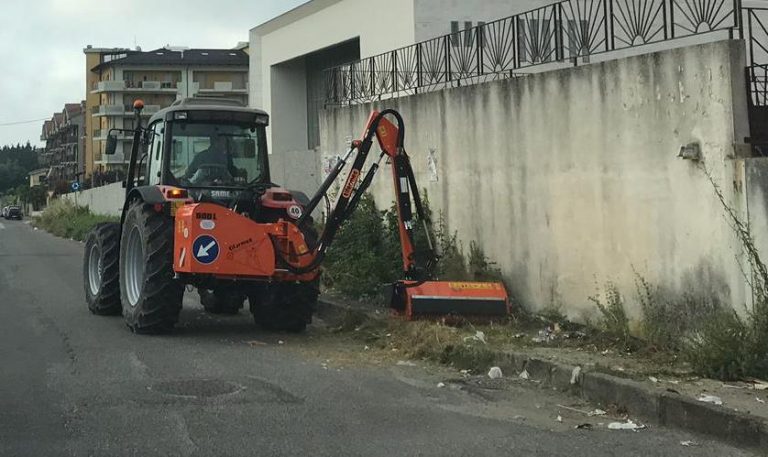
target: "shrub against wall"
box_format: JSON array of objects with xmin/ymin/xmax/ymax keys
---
[{"xmin": 322, "ymin": 193, "xmax": 504, "ymax": 299}]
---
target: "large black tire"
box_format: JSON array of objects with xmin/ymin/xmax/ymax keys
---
[
  {"xmin": 199, "ymin": 288, "xmax": 245, "ymax": 315},
  {"xmin": 83, "ymin": 222, "xmax": 122, "ymax": 315},
  {"xmin": 119, "ymin": 202, "xmax": 183, "ymax": 333},
  {"xmin": 248, "ymin": 280, "xmax": 319, "ymax": 333}
]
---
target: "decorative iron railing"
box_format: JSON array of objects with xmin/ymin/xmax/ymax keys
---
[{"xmin": 324, "ymin": 0, "xmax": 768, "ymax": 106}]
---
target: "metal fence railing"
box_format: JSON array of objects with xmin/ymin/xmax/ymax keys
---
[
  {"xmin": 744, "ymin": 7, "xmax": 768, "ymax": 106},
  {"xmin": 324, "ymin": 0, "xmax": 768, "ymax": 106}
]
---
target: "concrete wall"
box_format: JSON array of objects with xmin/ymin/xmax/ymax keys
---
[
  {"xmin": 320, "ymin": 39, "xmax": 756, "ymax": 319},
  {"xmin": 61, "ymin": 182, "xmax": 124, "ymax": 217},
  {"xmin": 270, "ymin": 149, "xmax": 324, "ymax": 203}
]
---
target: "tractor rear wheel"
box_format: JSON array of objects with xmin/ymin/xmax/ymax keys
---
[
  {"xmin": 120, "ymin": 201, "xmax": 183, "ymax": 333},
  {"xmin": 83, "ymin": 222, "xmax": 122, "ymax": 315},
  {"xmin": 248, "ymin": 281, "xmax": 319, "ymax": 333},
  {"xmin": 199, "ymin": 288, "xmax": 245, "ymax": 315}
]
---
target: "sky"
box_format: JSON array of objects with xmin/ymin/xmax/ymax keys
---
[{"xmin": 0, "ymin": 0, "xmax": 306, "ymax": 148}]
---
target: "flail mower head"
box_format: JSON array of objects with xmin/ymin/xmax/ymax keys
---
[
  {"xmin": 347, "ymin": 110, "xmax": 511, "ymax": 321},
  {"xmin": 387, "ymin": 280, "xmax": 510, "ymax": 321}
]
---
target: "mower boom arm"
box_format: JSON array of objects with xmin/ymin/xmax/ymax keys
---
[{"xmin": 294, "ymin": 110, "xmax": 437, "ymax": 280}]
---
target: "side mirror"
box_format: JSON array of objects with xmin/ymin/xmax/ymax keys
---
[
  {"xmin": 244, "ymin": 139, "xmax": 256, "ymax": 158},
  {"xmin": 105, "ymin": 132, "xmax": 118, "ymax": 155}
]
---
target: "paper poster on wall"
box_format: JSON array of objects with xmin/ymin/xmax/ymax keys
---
[{"xmin": 427, "ymin": 148, "xmax": 438, "ymax": 182}]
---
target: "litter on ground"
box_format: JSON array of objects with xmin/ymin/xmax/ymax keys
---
[
  {"xmin": 488, "ymin": 367, "xmax": 503, "ymax": 379},
  {"xmin": 518, "ymin": 369, "xmax": 530, "ymax": 380},
  {"xmin": 607, "ymin": 420, "xmax": 646, "ymax": 431},
  {"xmin": 437, "ymin": 382, "xmax": 446, "ymax": 388},
  {"xmin": 680, "ymin": 441, "xmax": 699, "ymax": 447},
  {"xmin": 396, "ymin": 360, "xmax": 417, "ymax": 367},
  {"xmin": 697, "ymin": 395, "xmax": 723, "ymax": 406},
  {"xmin": 463, "ymin": 331, "xmax": 487, "ymax": 345},
  {"xmin": 570, "ymin": 366, "xmax": 581, "ymax": 385}
]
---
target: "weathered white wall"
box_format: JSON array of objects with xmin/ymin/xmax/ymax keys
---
[
  {"xmin": 270, "ymin": 58, "xmax": 309, "ymax": 155},
  {"xmin": 61, "ymin": 182, "xmax": 124, "ymax": 217},
  {"xmin": 320, "ymin": 39, "xmax": 755, "ymax": 319}
]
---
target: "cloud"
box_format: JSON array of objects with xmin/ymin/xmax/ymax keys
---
[{"xmin": 0, "ymin": 0, "xmax": 306, "ymax": 147}]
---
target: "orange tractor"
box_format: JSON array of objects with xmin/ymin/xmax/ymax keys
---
[{"xmin": 83, "ymin": 98, "xmax": 508, "ymax": 333}]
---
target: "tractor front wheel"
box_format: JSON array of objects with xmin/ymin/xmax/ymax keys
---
[
  {"xmin": 120, "ymin": 202, "xmax": 183, "ymax": 333},
  {"xmin": 248, "ymin": 281, "xmax": 319, "ymax": 333},
  {"xmin": 83, "ymin": 222, "xmax": 121, "ymax": 315},
  {"xmin": 199, "ymin": 289, "xmax": 245, "ymax": 315}
]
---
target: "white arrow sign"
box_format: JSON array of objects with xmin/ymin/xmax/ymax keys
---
[{"xmin": 197, "ymin": 240, "xmax": 217, "ymax": 258}]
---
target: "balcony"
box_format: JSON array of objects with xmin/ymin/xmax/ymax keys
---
[
  {"xmin": 92, "ymin": 104, "xmax": 161, "ymax": 117},
  {"xmin": 92, "ymin": 104, "xmax": 124, "ymax": 117},
  {"xmin": 194, "ymin": 81, "xmax": 248, "ymax": 94},
  {"xmin": 92, "ymin": 129, "xmax": 134, "ymax": 141},
  {"xmin": 91, "ymin": 80, "xmax": 179, "ymax": 94}
]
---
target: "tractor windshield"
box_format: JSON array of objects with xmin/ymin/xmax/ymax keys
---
[{"xmin": 168, "ymin": 121, "xmax": 266, "ymax": 188}]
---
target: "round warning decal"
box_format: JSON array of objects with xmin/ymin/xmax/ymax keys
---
[
  {"xmin": 192, "ymin": 235, "xmax": 219, "ymax": 265},
  {"xmin": 287, "ymin": 205, "xmax": 303, "ymax": 219},
  {"xmin": 200, "ymin": 219, "xmax": 216, "ymax": 230}
]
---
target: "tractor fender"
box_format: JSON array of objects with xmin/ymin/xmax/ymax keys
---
[
  {"xmin": 289, "ymin": 191, "xmax": 310, "ymax": 206},
  {"xmin": 120, "ymin": 186, "xmax": 166, "ymax": 224}
]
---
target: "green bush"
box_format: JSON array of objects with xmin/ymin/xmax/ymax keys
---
[
  {"xmin": 635, "ymin": 272, "xmax": 721, "ymax": 352},
  {"xmin": 589, "ymin": 282, "xmax": 634, "ymax": 351},
  {"xmin": 323, "ymin": 192, "xmax": 507, "ymax": 299},
  {"xmin": 322, "ymin": 194, "xmax": 398, "ymax": 298},
  {"xmin": 35, "ymin": 199, "xmax": 118, "ymax": 241},
  {"xmin": 683, "ymin": 166, "xmax": 768, "ymax": 380},
  {"xmin": 683, "ymin": 310, "xmax": 758, "ymax": 380}
]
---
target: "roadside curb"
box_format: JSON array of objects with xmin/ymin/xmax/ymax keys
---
[
  {"xmin": 494, "ymin": 351, "xmax": 768, "ymax": 450},
  {"xmin": 317, "ymin": 294, "xmax": 768, "ymax": 451}
]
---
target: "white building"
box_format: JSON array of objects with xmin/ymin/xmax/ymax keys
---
[{"xmin": 248, "ymin": 0, "xmax": 541, "ymax": 159}]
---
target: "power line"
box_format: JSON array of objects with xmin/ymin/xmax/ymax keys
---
[{"xmin": 0, "ymin": 117, "xmax": 51, "ymax": 127}]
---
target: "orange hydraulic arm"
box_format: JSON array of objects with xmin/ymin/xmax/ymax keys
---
[
  {"xmin": 287, "ymin": 109, "xmax": 509, "ymax": 320},
  {"xmin": 291, "ymin": 109, "xmax": 437, "ymax": 281}
]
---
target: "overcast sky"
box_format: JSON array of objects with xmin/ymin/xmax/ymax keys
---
[{"xmin": 0, "ymin": 0, "xmax": 306, "ymax": 148}]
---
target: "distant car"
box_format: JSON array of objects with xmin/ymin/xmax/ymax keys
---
[
  {"xmin": 1, "ymin": 207, "xmax": 7, "ymax": 218},
  {"xmin": 6, "ymin": 206, "xmax": 22, "ymax": 220}
]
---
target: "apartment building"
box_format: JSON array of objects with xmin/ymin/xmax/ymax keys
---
[
  {"xmin": 83, "ymin": 44, "xmax": 249, "ymax": 180},
  {"xmin": 39, "ymin": 102, "xmax": 85, "ymax": 193}
]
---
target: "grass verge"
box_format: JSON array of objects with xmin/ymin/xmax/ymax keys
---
[{"xmin": 35, "ymin": 199, "xmax": 118, "ymax": 241}]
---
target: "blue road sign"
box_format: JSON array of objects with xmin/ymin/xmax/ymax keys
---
[
  {"xmin": 71, "ymin": 181, "xmax": 80, "ymax": 191},
  {"xmin": 192, "ymin": 235, "xmax": 219, "ymax": 264}
]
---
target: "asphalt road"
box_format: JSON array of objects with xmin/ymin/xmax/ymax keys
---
[{"xmin": 0, "ymin": 220, "xmax": 756, "ymax": 457}]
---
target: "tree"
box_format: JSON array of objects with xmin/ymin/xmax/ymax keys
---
[{"xmin": 0, "ymin": 142, "xmax": 39, "ymax": 194}]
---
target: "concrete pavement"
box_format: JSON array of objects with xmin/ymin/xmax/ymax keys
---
[{"xmin": 0, "ymin": 220, "xmax": 756, "ymax": 456}]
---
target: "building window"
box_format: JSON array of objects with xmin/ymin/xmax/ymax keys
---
[{"xmin": 450, "ymin": 21, "xmax": 485, "ymax": 48}]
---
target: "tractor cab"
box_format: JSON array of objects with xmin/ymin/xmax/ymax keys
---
[{"xmin": 106, "ymin": 98, "xmax": 275, "ymax": 209}]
